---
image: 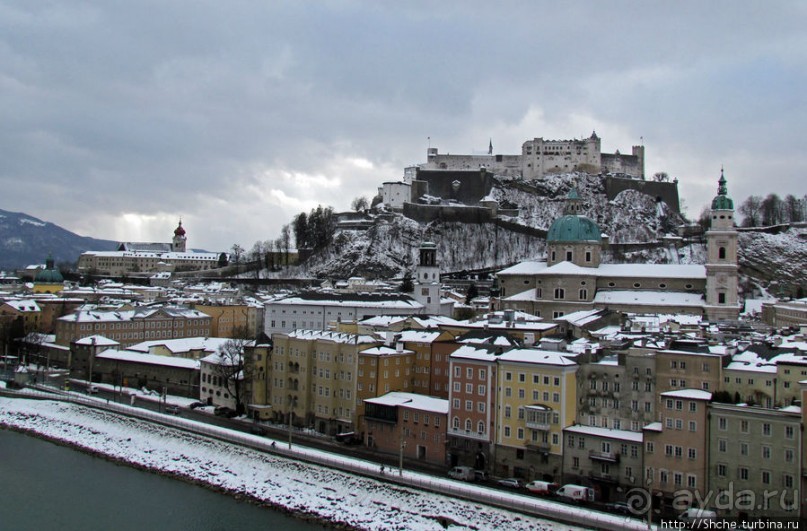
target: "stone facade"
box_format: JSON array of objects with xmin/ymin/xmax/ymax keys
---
[{"xmin": 709, "ymin": 403, "xmax": 801, "ymax": 519}]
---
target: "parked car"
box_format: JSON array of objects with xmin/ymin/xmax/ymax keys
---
[
  {"xmin": 214, "ymin": 406, "xmax": 237, "ymax": 418},
  {"xmin": 525, "ymin": 480, "xmax": 558, "ymax": 495},
  {"xmin": 87, "ymin": 385, "xmax": 99, "ymax": 394},
  {"xmin": 555, "ymin": 484, "xmax": 596, "ymax": 503},
  {"xmin": 447, "ymin": 466, "xmax": 476, "ymax": 481},
  {"xmin": 496, "ymin": 478, "xmax": 525, "ymax": 489},
  {"xmin": 604, "ymin": 501, "xmax": 632, "ymax": 515},
  {"xmin": 188, "ymin": 401, "xmax": 206, "ymax": 409},
  {"xmin": 678, "ymin": 508, "xmax": 717, "ymax": 524},
  {"xmin": 473, "ymin": 470, "xmax": 489, "ymax": 482},
  {"xmin": 165, "ymin": 405, "xmax": 180, "ymax": 415}
]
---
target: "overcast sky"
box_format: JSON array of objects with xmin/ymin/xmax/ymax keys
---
[{"xmin": 2, "ymin": 1, "xmax": 805, "ymax": 252}]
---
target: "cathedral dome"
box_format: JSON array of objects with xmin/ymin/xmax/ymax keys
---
[
  {"xmin": 547, "ymin": 215, "xmax": 602, "ymax": 243},
  {"xmin": 174, "ymin": 220, "xmax": 186, "ymax": 236}
]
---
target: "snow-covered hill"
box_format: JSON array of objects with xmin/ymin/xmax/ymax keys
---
[
  {"xmin": 302, "ymin": 173, "xmax": 685, "ymax": 279},
  {"xmin": 269, "ymin": 173, "xmax": 804, "ymax": 298}
]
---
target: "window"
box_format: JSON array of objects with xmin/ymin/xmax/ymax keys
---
[
  {"xmin": 762, "ymin": 423, "xmax": 771, "ymax": 436},
  {"xmin": 718, "ymin": 439, "xmax": 727, "ymax": 453},
  {"xmin": 718, "ymin": 417, "xmax": 727, "ymax": 431},
  {"xmin": 739, "ymin": 467, "xmax": 748, "ymax": 480},
  {"xmin": 585, "ymin": 251, "xmax": 592, "ymax": 262},
  {"xmin": 554, "ymin": 288, "xmax": 565, "ymax": 300},
  {"xmin": 717, "ymin": 464, "xmax": 727, "ymax": 477},
  {"xmin": 579, "ymin": 289, "xmax": 587, "ymax": 300},
  {"xmin": 688, "ymin": 448, "xmax": 697, "ymax": 460},
  {"xmin": 786, "ymin": 426, "xmax": 795, "ymax": 439}
]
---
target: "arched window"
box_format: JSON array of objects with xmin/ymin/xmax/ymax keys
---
[
  {"xmin": 465, "ymin": 419, "xmax": 472, "ymax": 431},
  {"xmin": 453, "ymin": 416, "xmax": 460, "ymax": 429},
  {"xmin": 477, "ymin": 421, "xmax": 485, "ymax": 434}
]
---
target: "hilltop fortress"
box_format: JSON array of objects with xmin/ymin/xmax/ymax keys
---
[
  {"xmin": 422, "ymin": 131, "xmax": 644, "ymax": 180},
  {"xmin": 380, "ymin": 132, "xmax": 679, "ymax": 218}
]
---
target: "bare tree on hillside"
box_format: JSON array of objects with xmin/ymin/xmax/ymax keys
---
[
  {"xmin": 351, "ymin": 196, "xmax": 369, "ymax": 211},
  {"xmin": 280, "ymin": 224, "xmax": 291, "ymax": 267},
  {"xmin": 739, "ymin": 196, "xmax": 763, "ymax": 227}
]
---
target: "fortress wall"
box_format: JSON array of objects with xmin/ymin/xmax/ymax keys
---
[
  {"xmin": 402, "ymin": 203, "xmax": 494, "ymax": 224},
  {"xmin": 604, "ymin": 176, "xmax": 680, "ymax": 213}
]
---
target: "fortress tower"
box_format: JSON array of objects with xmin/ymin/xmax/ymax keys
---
[{"xmin": 704, "ymin": 171, "xmax": 740, "ymax": 321}]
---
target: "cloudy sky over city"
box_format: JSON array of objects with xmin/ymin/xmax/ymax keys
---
[{"xmin": 2, "ymin": 1, "xmax": 805, "ymax": 251}]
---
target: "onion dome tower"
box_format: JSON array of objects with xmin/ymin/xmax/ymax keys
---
[
  {"xmin": 704, "ymin": 170, "xmax": 740, "ymax": 321},
  {"xmin": 172, "ymin": 220, "xmax": 187, "ymax": 252}
]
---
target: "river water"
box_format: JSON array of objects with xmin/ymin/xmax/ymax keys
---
[{"xmin": 0, "ymin": 429, "xmax": 323, "ymax": 530}]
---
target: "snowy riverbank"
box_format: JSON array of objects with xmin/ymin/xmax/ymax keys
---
[{"xmin": 0, "ymin": 397, "xmax": 585, "ymax": 531}]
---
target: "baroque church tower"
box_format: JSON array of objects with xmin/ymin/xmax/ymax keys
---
[
  {"xmin": 704, "ymin": 170, "xmax": 740, "ymax": 321},
  {"xmin": 413, "ymin": 242, "xmax": 441, "ymax": 315},
  {"xmin": 172, "ymin": 220, "xmax": 187, "ymax": 253}
]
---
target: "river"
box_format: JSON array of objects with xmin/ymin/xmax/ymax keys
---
[{"xmin": 0, "ymin": 429, "xmax": 323, "ymax": 530}]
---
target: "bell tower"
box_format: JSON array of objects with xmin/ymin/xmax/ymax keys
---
[
  {"xmin": 172, "ymin": 220, "xmax": 187, "ymax": 253},
  {"xmin": 704, "ymin": 170, "xmax": 740, "ymax": 321},
  {"xmin": 413, "ymin": 242, "xmax": 441, "ymax": 315}
]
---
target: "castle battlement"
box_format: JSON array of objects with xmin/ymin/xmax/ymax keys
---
[{"xmin": 422, "ymin": 132, "xmax": 644, "ymax": 181}]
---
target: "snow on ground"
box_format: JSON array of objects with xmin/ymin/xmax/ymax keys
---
[{"xmin": 0, "ymin": 397, "xmax": 592, "ymax": 531}]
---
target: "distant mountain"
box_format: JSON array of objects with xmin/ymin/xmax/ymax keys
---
[{"xmin": 0, "ymin": 208, "xmax": 118, "ymax": 271}]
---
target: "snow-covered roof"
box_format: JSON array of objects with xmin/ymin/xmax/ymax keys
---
[
  {"xmin": 283, "ymin": 329, "xmax": 379, "ymax": 345},
  {"xmin": 497, "ymin": 348, "xmax": 576, "ymax": 366},
  {"xmin": 564, "ymin": 425, "xmax": 643, "ymax": 443},
  {"xmin": 596, "ymin": 264, "xmax": 706, "ymax": 279},
  {"xmin": 270, "ymin": 292, "xmax": 424, "ymax": 310},
  {"xmin": 643, "ymin": 422, "xmax": 663, "ymax": 432},
  {"xmin": 660, "ymin": 389, "xmax": 712, "ymax": 400},
  {"xmin": 769, "ymin": 352, "xmax": 807, "ymax": 365},
  {"xmin": 3, "ymin": 299, "xmax": 40, "ymax": 312},
  {"xmin": 82, "ymin": 250, "xmax": 220, "ymax": 260},
  {"xmin": 397, "ymin": 330, "xmax": 443, "ymax": 343},
  {"xmin": 594, "ymin": 290, "xmax": 704, "ymax": 307},
  {"xmin": 359, "ymin": 345, "xmax": 414, "ymax": 356},
  {"xmin": 74, "ymin": 335, "xmax": 120, "ymax": 347},
  {"xmin": 450, "ymin": 344, "xmax": 502, "ymax": 362},
  {"xmin": 127, "ymin": 337, "xmax": 232, "ymax": 356},
  {"xmin": 497, "ymin": 261, "xmax": 549, "ymax": 276},
  {"xmin": 498, "ymin": 261, "xmax": 706, "ymax": 280},
  {"xmin": 364, "ymin": 392, "xmax": 448, "ymax": 414},
  {"xmin": 96, "ymin": 349, "xmax": 200, "ymax": 370},
  {"xmin": 554, "ymin": 309, "xmax": 604, "ymax": 326}
]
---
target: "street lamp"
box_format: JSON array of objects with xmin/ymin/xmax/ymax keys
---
[{"xmin": 399, "ymin": 427, "xmax": 406, "ymax": 477}]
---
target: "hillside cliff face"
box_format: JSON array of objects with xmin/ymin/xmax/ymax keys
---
[
  {"xmin": 304, "ymin": 173, "xmax": 686, "ymax": 279},
  {"xmin": 0, "ymin": 208, "xmax": 117, "ymax": 270}
]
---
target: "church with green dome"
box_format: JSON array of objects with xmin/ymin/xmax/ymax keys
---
[
  {"xmin": 33, "ymin": 255, "xmax": 64, "ymax": 294},
  {"xmin": 546, "ymin": 189, "xmax": 603, "ymax": 268},
  {"xmin": 496, "ymin": 173, "xmax": 740, "ymax": 322}
]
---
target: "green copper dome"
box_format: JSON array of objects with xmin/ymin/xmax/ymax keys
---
[
  {"xmin": 547, "ymin": 215, "xmax": 602, "ymax": 243},
  {"xmin": 35, "ymin": 255, "xmax": 64, "ymax": 283},
  {"xmin": 710, "ymin": 170, "xmax": 734, "ymax": 210}
]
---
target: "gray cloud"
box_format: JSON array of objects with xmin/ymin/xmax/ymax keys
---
[{"xmin": 1, "ymin": 1, "xmax": 805, "ymax": 251}]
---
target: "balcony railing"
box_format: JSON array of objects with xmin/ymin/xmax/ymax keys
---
[
  {"xmin": 448, "ymin": 427, "xmax": 489, "ymax": 442},
  {"xmin": 588, "ymin": 450, "xmax": 620, "ymax": 463},
  {"xmin": 525, "ymin": 420, "xmax": 550, "ymax": 431},
  {"xmin": 525, "ymin": 441, "xmax": 551, "ymax": 452}
]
